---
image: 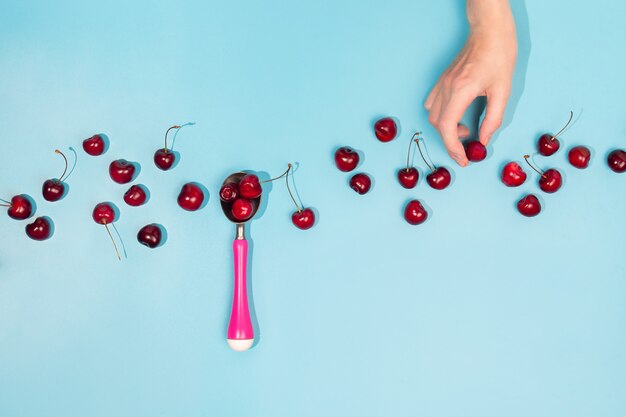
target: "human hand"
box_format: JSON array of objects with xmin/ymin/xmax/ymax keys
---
[{"xmin": 425, "ymin": 0, "xmax": 517, "ymax": 167}]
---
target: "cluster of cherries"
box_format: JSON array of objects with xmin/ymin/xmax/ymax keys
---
[
  {"xmin": 334, "ymin": 112, "xmax": 625, "ymax": 224},
  {"xmin": 218, "ymin": 164, "xmax": 315, "ymax": 230},
  {"xmin": 334, "ymin": 117, "xmax": 456, "ymax": 225},
  {"xmin": 1, "ymin": 126, "xmax": 206, "ymax": 259},
  {"xmin": 499, "ymin": 111, "xmax": 626, "ymax": 216}
]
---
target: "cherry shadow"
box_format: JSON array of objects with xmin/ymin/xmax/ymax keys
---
[
  {"xmin": 65, "ymin": 147, "xmax": 79, "ymax": 181},
  {"xmin": 111, "ymin": 222, "xmax": 128, "ymax": 260},
  {"xmin": 99, "ymin": 134, "xmax": 111, "ymax": 155},
  {"xmin": 169, "ymin": 122, "xmax": 196, "ymax": 152}
]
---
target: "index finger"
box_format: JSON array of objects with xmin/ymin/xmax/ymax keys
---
[{"xmin": 437, "ymin": 92, "xmax": 476, "ymax": 167}]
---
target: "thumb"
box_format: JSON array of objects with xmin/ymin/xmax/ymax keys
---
[{"xmin": 479, "ymin": 89, "xmax": 509, "ymax": 145}]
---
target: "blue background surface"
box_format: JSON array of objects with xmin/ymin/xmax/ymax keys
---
[{"xmin": 1, "ymin": 1, "xmax": 625, "ymax": 416}]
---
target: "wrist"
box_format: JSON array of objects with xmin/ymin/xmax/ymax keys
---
[{"xmin": 467, "ymin": 0, "xmax": 516, "ymax": 36}]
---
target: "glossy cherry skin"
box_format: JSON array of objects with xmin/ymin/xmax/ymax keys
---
[
  {"xmin": 42, "ymin": 179, "xmax": 65, "ymax": 202},
  {"xmin": 124, "ymin": 185, "xmax": 147, "ymax": 206},
  {"xmin": 397, "ymin": 168, "xmax": 419, "ymax": 189},
  {"xmin": 568, "ymin": 146, "xmax": 591, "ymax": 169},
  {"xmin": 239, "ymin": 174, "xmax": 262, "ymax": 199},
  {"xmin": 539, "ymin": 169, "xmax": 562, "ymax": 193},
  {"xmin": 464, "ymin": 140, "xmax": 487, "ymax": 162},
  {"xmin": 92, "ymin": 202, "xmax": 116, "ymax": 224},
  {"xmin": 426, "ymin": 167, "xmax": 451, "ymax": 190},
  {"xmin": 7, "ymin": 195, "xmax": 33, "ymax": 220},
  {"xmin": 334, "ymin": 147, "xmax": 360, "ymax": 172},
  {"xmin": 501, "ymin": 162, "xmax": 527, "ymax": 187},
  {"xmin": 374, "ymin": 117, "xmax": 397, "ymax": 142},
  {"xmin": 83, "ymin": 134, "xmax": 106, "ymax": 156},
  {"xmin": 154, "ymin": 149, "xmax": 175, "ymax": 170},
  {"xmin": 219, "ymin": 182, "xmax": 239, "ymax": 202},
  {"xmin": 517, "ymin": 194, "xmax": 541, "ymax": 217},
  {"xmin": 292, "ymin": 208, "xmax": 315, "ymax": 230},
  {"xmin": 404, "ymin": 200, "xmax": 428, "ymax": 225},
  {"xmin": 538, "ymin": 133, "xmax": 560, "ymax": 156},
  {"xmin": 25, "ymin": 217, "xmax": 52, "ymax": 240},
  {"xmin": 109, "ymin": 159, "xmax": 136, "ymax": 184},
  {"xmin": 137, "ymin": 224, "xmax": 162, "ymax": 248},
  {"xmin": 177, "ymin": 183, "xmax": 204, "ymax": 211},
  {"xmin": 231, "ymin": 198, "xmax": 254, "ymax": 221},
  {"xmin": 349, "ymin": 173, "xmax": 371, "ymax": 194},
  {"xmin": 607, "ymin": 149, "xmax": 626, "ymax": 173}
]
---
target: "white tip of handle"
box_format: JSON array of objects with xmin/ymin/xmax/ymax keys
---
[{"xmin": 227, "ymin": 339, "xmax": 254, "ymax": 351}]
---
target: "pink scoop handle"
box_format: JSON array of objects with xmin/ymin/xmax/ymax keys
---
[{"xmin": 227, "ymin": 239, "xmax": 254, "ymax": 341}]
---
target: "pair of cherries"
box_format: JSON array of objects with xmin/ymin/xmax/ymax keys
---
[
  {"xmin": 396, "ymin": 131, "xmax": 452, "ymax": 191},
  {"xmin": 1, "ymin": 195, "xmax": 53, "ymax": 241},
  {"xmin": 2, "ymin": 148, "xmax": 75, "ymax": 241}
]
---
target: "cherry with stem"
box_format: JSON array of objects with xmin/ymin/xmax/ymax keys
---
[
  {"xmin": 416, "ymin": 135, "xmax": 451, "ymax": 190},
  {"xmin": 523, "ymin": 155, "xmax": 562, "ymax": 193},
  {"xmin": 538, "ymin": 111, "xmax": 573, "ymax": 156},
  {"xmin": 397, "ymin": 132, "xmax": 420, "ymax": 189},
  {"xmin": 42, "ymin": 149, "xmax": 72, "ymax": 202},
  {"xmin": 154, "ymin": 125, "xmax": 182, "ymax": 170}
]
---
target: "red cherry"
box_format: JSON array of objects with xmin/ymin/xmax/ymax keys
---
[
  {"xmin": 92, "ymin": 202, "xmax": 121, "ymax": 260},
  {"xmin": 154, "ymin": 149, "xmax": 176, "ymax": 170},
  {"xmin": 292, "ymin": 208, "xmax": 315, "ymax": 230},
  {"xmin": 334, "ymin": 147, "xmax": 360, "ymax": 172},
  {"xmin": 219, "ymin": 182, "xmax": 239, "ymax": 202},
  {"xmin": 231, "ymin": 198, "xmax": 254, "ymax": 221},
  {"xmin": 374, "ymin": 117, "xmax": 397, "ymax": 142},
  {"xmin": 517, "ymin": 194, "xmax": 541, "ymax": 217},
  {"xmin": 42, "ymin": 179, "xmax": 65, "ymax": 202},
  {"xmin": 607, "ymin": 149, "xmax": 626, "ymax": 173},
  {"xmin": 42, "ymin": 149, "xmax": 70, "ymax": 202},
  {"xmin": 537, "ymin": 134, "xmax": 560, "ymax": 156},
  {"xmin": 109, "ymin": 159, "xmax": 136, "ymax": 184},
  {"xmin": 524, "ymin": 155, "xmax": 562, "ymax": 193},
  {"xmin": 25, "ymin": 217, "xmax": 52, "ymax": 240},
  {"xmin": 426, "ymin": 167, "xmax": 451, "ymax": 190},
  {"xmin": 464, "ymin": 140, "xmax": 487, "ymax": 162},
  {"xmin": 92, "ymin": 202, "xmax": 117, "ymax": 224},
  {"xmin": 397, "ymin": 168, "xmax": 419, "ymax": 189},
  {"xmin": 153, "ymin": 125, "xmax": 182, "ymax": 170},
  {"xmin": 537, "ymin": 111, "xmax": 573, "ymax": 156},
  {"xmin": 124, "ymin": 185, "xmax": 148, "ymax": 206},
  {"xmin": 239, "ymin": 174, "xmax": 262, "ymax": 199},
  {"xmin": 177, "ymin": 183, "xmax": 205, "ymax": 211},
  {"xmin": 82, "ymin": 134, "xmax": 106, "ymax": 156},
  {"xmin": 137, "ymin": 224, "xmax": 162, "ymax": 248},
  {"xmin": 501, "ymin": 162, "xmax": 527, "ymax": 187},
  {"xmin": 404, "ymin": 200, "xmax": 428, "ymax": 225},
  {"xmin": 539, "ymin": 169, "xmax": 563, "ymax": 193},
  {"xmin": 349, "ymin": 173, "xmax": 371, "ymax": 194},
  {"xmin": 3, "ymin": 195, "xmax": 34, "ymax": 220},
  {"xmin": 568, "ymin": 146, "xmax": 591, "ymax": 169}
]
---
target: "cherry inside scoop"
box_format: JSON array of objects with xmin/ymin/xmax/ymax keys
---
[{"xmin": 220, "ymin": 172, "xmax": 261, "ymax": 223}]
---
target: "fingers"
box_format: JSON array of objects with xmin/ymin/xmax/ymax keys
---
[
  {"xmin": 430, "ymin": 90, "xmax": 476, "ymax": 167},
  {"xmin": 479, "ymin": 89, "xmax": 509, "ymax": 145},
  {"xmin": 457, "ymin": 123, "xmax": 470, "ymax": 139},
  {"xmin": 424, "ymin": 83, "xmax": 440, "ymax": 111}
]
